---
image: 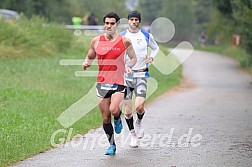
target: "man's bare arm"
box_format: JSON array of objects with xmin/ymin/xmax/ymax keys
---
[{"xmin": 82, "ymin": 37, "xmax": 98, "ymax": 70}]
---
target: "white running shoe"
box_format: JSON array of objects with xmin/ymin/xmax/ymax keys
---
[
  {"xmin": 130, "ymin": 130, "xmax": 138, "ymax": 148},
  {"xmin": 135, "ymin": 119, "xmax": 144, "ymax": 139}
]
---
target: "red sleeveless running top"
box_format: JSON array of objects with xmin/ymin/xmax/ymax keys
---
[{"xmin": 96, "ymin": 34, "xmax": 126, "ymax": 85}]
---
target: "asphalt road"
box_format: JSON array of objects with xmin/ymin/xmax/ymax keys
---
[{"xmin": 12, "ymin": 50, "xmax": 252, "ymax": 167}]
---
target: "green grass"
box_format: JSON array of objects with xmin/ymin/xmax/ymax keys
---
[
  {"xmin": 0, "ymin": 34, "xmax": 182, "ymax": 166},
  {"xmin": 0, "ymin": 53, "xmax": 100, "ymax": 166},
  {"xmin": 0, "ymin": 15, "xmax": 73, "ymax": 58}
]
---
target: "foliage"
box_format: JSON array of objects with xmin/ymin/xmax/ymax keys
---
[
  {"xmin": 213, "ymin": 0, "xmax": 252, "ymax": 63},
  {"xmin": 193, "ymin": 0, "xmax": 214, "ymax": 31},
  {"xmin": 158, "ymin": 0, "xmax": 195, "ymax": 42},
  {"xmin": 138, "ymin": 0, "xmax": 163, "ymax": 23},
  {"xmin": 138, "ymin": 0, "xmax": 195, "ymax": 42},
  {"xmin": 0, "ymin": 0, "xmax": 128, "ymax": 24},
  {"xmin": 206, "ymin": 9, "xmax": 235, "ymax": 45},
  {"xmin": 74, "ymin": 0, "xmax": 129, "ymax": 24},
  {"xmin": 213, "ymin": 0, "xmax": 233, "ymax": 18},
  {"xmin": 231, "ymin": 0, "xmax": 252, "ymax": 57},
  {"xmin": 1, "ymin": 0, "xmax": 251, "ymax": 59},
  {"xmin": 0, "ymin": 0, "xmax": 73, "ymax": 23},
  {"xmin": 0, "ymin": 14, "xmax": 73, "ymax": 58}
]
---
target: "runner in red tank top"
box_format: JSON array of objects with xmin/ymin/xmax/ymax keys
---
[
  {"xmin": 82, "ymin": 12, "xmax": 136, "ymax": 155},
  {"xmin": 96, "ymin": 33, "xmax": 126, "ymax": 85}
]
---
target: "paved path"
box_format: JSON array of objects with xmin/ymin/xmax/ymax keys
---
[{"xmin": 13, "ymin": 50, "xmax": 252, "ymax": 167}]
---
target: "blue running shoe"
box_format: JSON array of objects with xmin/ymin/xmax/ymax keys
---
[
  {"xmin": 104, "ymin": 145, "xmax": 116, "ymax": 155},
  {"xmin": 114, "ymin": 118, "xmax": 123, "ymax": 134}
]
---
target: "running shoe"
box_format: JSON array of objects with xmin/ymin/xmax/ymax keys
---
[
  {"xmin": 130, "ymin": 131, "xmax": 138, "ymax": 148},
  {"xmin": 104, "ymin": 144, "xmax": 116, "ymax": 155},
  {"xmin": 114, "ymin": 118, "xmax": 123, "ymax": 134},
  {"xmin": 135, "ymin": 119, "xmax": 144, "ymax": 139}
]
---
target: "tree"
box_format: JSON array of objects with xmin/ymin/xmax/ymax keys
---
[
  {"xmin": 231, "ymin": 0, "xmax": 252, "ymax": 56},
  {"xmin": 158, "ymin": 0, "xmax": 195, "ymax": 42},
  {"xmin": 213, "ymin": 0, "xmax": 252, "ymax": 60},
  {"xmin": 194, "ymin": 0, "xmax": 214, "ymax": 30},
  {"xmin": 0, "ymin": 0, "xmax": 128, "ymax": 24},
  {"xmin": 74, "ymin": 0, "xmax": 128, "ymax": 24},
  {"xmin": 213, "ymin": 0, "xmax": 233, "ymax": 18},
  {"xmin": 138, "ymin": 0, "xmax": 163, "ymax": 23}
]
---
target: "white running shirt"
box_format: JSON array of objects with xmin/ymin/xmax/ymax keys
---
[{"xmin": 122, "ymin": 29, "xmax": 159, "ymax": 71}]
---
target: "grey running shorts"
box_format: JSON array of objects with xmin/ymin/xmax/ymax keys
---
[
  {"xmin": 125, "ymin": 77, "xmax": 147, "ymax": 99},
  {"xmin": 96, "ymin": 83, "xmax": 126, "ymax": 98}
]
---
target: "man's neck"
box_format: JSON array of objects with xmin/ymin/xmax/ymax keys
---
[
  {"xmin": 105, "ymin": 33, "xmax": 118, "ymax": 41},
  {"xmin": 128, "ymin": 28, "xmax": 140, "ymax": 33}
]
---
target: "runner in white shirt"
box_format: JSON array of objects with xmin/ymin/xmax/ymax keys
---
[{"xmin": 121, "ymin": 10, "xmax": 159, "ymax": 148}]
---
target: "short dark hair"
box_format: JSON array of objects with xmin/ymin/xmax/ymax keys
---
[
  {"xmin": 103, "ymin": 12, "xmax": 120, "ymax": 23},
  {"xmin": 128, "ymin": 10, "xmax": 141, "ymax": 22}
]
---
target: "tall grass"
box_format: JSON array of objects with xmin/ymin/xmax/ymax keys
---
[{"xmin": 0, "ymin": 14, "xmax": 73, "ymax": 58}]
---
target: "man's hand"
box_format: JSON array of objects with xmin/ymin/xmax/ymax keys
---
[
  {"xmin": 125, "ymin": 66, "xmax": 132, "ymax": 76},
  {"xmin": 146, "ymin": 56, "xmax": 153, "ymax": 63},
  {"xmin": 82, "ymin": 61, "xmax": 90, "ymax": 70}
]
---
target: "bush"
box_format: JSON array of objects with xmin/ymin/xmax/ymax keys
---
[{"xmin": 0, "ymin": 14, "xmax": 73, "ymax": 58}]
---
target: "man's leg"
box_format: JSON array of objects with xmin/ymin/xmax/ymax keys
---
[
  {"xmin": 124, "ymin": 87, "xmax": 135, "ymax": 132},
  {"xmin": 135, "ymin": 97, "xmax": 145, "ymax": 119},
  {"xmin": 124, "ymin": 98, "xmax": 138, "ymax": 148},
  {"xmin": 134, "ymin": 78, "xmax": 147, "ymax": 138},
  {"xmin": 135, "ymin": 97, "xmax": 145, "ymax": 139},
  {"xmin": 124, "ymin": 99, "xmax": 134, "ymax": 130},
  {"xmin": 98, "ymin": 97, "xmax": 116, "ymax": 155},
  {"xmin": 110, "ymin": 91, "xmax": 125, "ymax": 134}
]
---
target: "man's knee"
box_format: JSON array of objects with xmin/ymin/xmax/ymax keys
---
[
  {"xmin": 110, "ymin": 106, "xmax": 120, "ymax": 116},
  {"xmin": 136, "ymin": 104, "xmax": 144, "ymax": 113},
  {"xmin": 125, "ymin": 113, "xmax": 133, "ymax": 118},
  {"xmin": 103, "ymin": 116, "xmax": 111, "ymax": 124},
  {"xmin": 124, "ymin": 106, "xmax": 132, "ymax": 115}
]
